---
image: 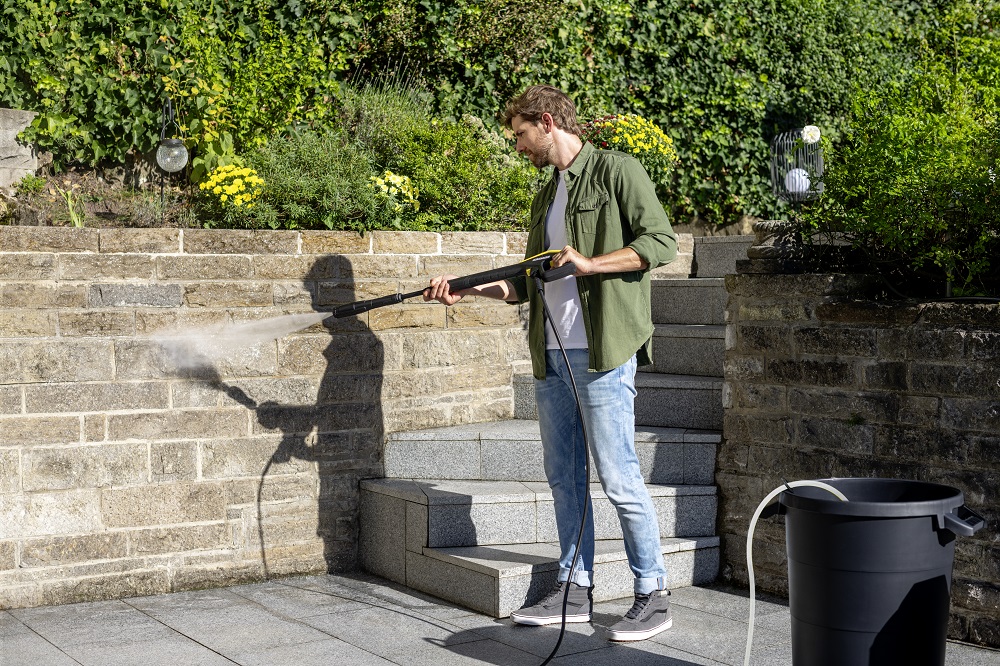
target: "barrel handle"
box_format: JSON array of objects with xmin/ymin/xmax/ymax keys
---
[{"xmin": 942, "ymin": 506, "xmax": 987, "ymax": 536}]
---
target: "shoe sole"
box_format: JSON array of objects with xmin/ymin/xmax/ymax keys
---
[
  {"xmin": 510, "ymin": 612, "xmax": 592, "ymax": 627},
  {"xmin": 606, "ymin": 617, "xmax": 673, "ymax": 642}
]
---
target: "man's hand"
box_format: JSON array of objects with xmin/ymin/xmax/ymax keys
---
[
  {"xmin": 550, "ymin": 245, "xmax": 648, "ymax": 276},
  {"xmin": 423, "ymin": 274, "xmax": 464, "ymax": 305}
]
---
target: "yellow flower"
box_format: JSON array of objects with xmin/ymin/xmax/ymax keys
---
[{"xmin": 220, "ymin": 194, "xmax": 228, "ymax": 202}]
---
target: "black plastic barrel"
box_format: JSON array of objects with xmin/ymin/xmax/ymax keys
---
[{"xmin": 779, "ymin": 478, "xmax": 986, "ymax": 666}]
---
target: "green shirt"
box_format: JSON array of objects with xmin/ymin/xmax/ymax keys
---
[{"xmin": 511, "ymin": 141, "xmax": 678, "ymax": 379}]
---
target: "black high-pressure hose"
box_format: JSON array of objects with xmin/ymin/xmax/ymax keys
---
[{"xmin": 531, "ymin": 268, "xmax": 593, "ymax": 666}]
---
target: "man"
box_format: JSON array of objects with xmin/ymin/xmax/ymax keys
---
[{"xmin": 423, "ymin": 85, "xmax": 677, "ymax": 641}]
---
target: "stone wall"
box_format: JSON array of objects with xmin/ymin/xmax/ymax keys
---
[
  {"xmin": 0, "ymin": 226, "xmax": 529, "ymax": 609},
  {"xmin": 721, "ymin": 272, "xmax": 1000, "ymax": 647}
]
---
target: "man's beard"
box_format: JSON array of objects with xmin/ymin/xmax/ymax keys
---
[{"xmin": 526, "ymin": 134, "xmax": 554, "ymax": 170}]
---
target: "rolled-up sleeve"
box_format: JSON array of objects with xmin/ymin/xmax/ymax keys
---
[{"xmin": 617, "ymin": 158, "xmax": 677, "ymax": 269}]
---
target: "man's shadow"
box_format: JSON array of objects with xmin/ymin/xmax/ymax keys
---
[{"xmin": 205, "ymin": 254, "xmax": 385, "ymax": 575}]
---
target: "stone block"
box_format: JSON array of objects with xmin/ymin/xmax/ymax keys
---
[
  {"xmin": 405, "ymin": 500, "xmax": 428, "ymax": 553},
  {"xmin": 358, "ymin": 490, "xmax": 406, "ymax": 584},
  {"xmin": 98, "ymin": 228, "xmax": 181, "ymax": 254},
  {"xmin": 84, "ymin": 415, "xmax": 106, "ymax": 442},
  {"xmin": 505, "ymin": 232, "xmax": 528, "ymax": 255},
  {"xmin": 797, "ymin": 416, "xmax": 875, "ymax": 454},
  {"xmin": 0, "ymin": 540, "xmax": 14, "ymax": 570},
  {"xmin": 429, "ymin": 500, "xmax": 537, "ymax": 547},
  {"xmin": 0, "ymin": 449, "xmax": 19, "ymax": 493},
  {"xmin": 692, "ymin": 235, "xmax": 753, "ymax": 277},
  {"xmin": 732, "ymin": 382, "xmax": 787, "ymax": 412},
  {"xmin": 405, "ymin": 549, "xmax": 498, "ymax": 616},
  {"xmin": 481, "ymin": 439, "xmax": 546, "ymax": 482},
  {"xmin": 384, "ymin": 438, "xmax": 481, "ymax": 479},
  {"xmin": 278, "ymin": 334, "xmax": 381, "ymax": 375},
  {"xmin": 0, "ymin": 489, "xmax": 102, "ymax": 539},
  {"xmin": 815, "ymin": 301, "xmax": 920, "ymax": 326},
  {"xmin": 201, "ymin": 437, "xmax": 315, "ymax": 480},
  {"xmin": 14, "ymin": 340, "xmax": 115, "ymax": 383},
  {"xmin": 106, "ymin": 409, "xmax": 247, "ymax": 442},
  {"xmin": 183, "ymin": 229, "xmax": 298, "ymax": 255},
  {"xmin": 965, "ymin": 330, "xmax": 1000, "ymax": 362},
  {"xmin": 766, "ymin": 358, "xmax": 857, "ymax": 387},
  {"xmin": 22, "ymin": 443, "xmax": 148, "ymax": 491},
  {"xmin": 368, "ymin": 304, "xmax": 445, "ymax": 331},
  {"xmin": 342, "ymin": 254, "xmax": 419, "ymax": 280},
  {"xmin": 300, "ymin": 230, "xmax": 371, "ymax": 255},
  {"xmin": 0, "ymin": 415, "xmax": 80, "ymax": 446},
  {"xmin": 418, "ymin": 255, "xmax": 494, "ymax": 278},
  {"xmin": 446, "ymin": 303, "xmax": 520, "ymax": 328},
  {"xmin": 254, "ymin": 254, "xmax": 331, "ymax": 280},
  {"xmin": 57, "ymin": 311, "xmax": 136, "ymax": 337},
  {"xmin": 156, "ymin": 255, "xmax": 252, "ymax": 280},
  {"xmin": 725, "ymin": 413, "xmax": 792, "ymax": 446},
  {"xmin": 0, "ymin": 226, "xmax": 99, "ymax": 253},
  {"xmin": 440, "ymin": 232, "xmax": 505, "ymax": 255},
  {"xmin": 132, "ymin": 523, "xmax": 233, "ymax": 557},
  {"xmin": 787, "ymin": 388, "xmax": 898, "ymax": 424},
  {"xmin": 877, "ymin": 328, "xmax": 965, "ymax": 361},
  {"xmin": 0, "ymin": 309, "xmax": 57, "ymax": 336},
  {"xmin": 0, "ymin": 282, "xmax": 87, "ymax": 308},
  {"xmin": 40, "ymin": 569, "xmax": 171, "ymax": 606},
  {"xmin": 737, "ymin": 301, "xmax": 812, "ymax": 323},
  {"xmin": 133, "ymin": 309, "xmax": 231, "ymax": 335},
  {"xmin": 89, "ymin": 283, "xmax": 183, "ymax": 308},
  {"xmin": 59, "ymin": 254, "xmax": 156, "ymax": 280},
  {"xmin": 724, "ymin": 354, "xmax": 765, "ymax": 381},
  {"xmin": 651, "ymin": 278, "xmax": 727, "ymax": 325},
  {"xmin": 101, "ymin": 482, "xmax": 227, "ymax": 527},
  {"xmin": 943, "ymin": 398, "xmax": 1000, "ymax": 433},
  {"xmin": 736, "ymin": 324, "xmax": 791, "ymax": 354},
  {"xmin": 150, "ymin": 441, "xmax": 198, "ymax": 482},
  {"xmin": 183, "ymin": 282, "xmax": 273, "ymax": 308},
  {"xmin": 912, "ymin": 363, "xmax": 1000, "ymax": 399},
  {"xmin": 0, "ymin": 254, "xmax": 56, "ymax": 280},
  {"xmin": 372, "ymin": 231, "xmax": 439, "ymax": 255},
  {"xmin": 793, "ymin": 326, "xmax": 877, "ymax": 357},
  {"xmin": 392, "ymin": 330, "xmax": 503, "ymax": 370},
  {"xmin": 272, "ymin": 281, "xmax": 313, "ymax": 306},
  {"xmin": 20, "ymin": 532, "xmax": 129, "ymax": 567}
]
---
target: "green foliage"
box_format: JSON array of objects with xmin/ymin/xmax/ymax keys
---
[
  {"xmin": 240, "ymin": 128, "xmax": 380, "ymax": 231},
  {"xmin": 351, "ymin": 0, "xmax": 940, "ymax": 225},
  {"xmin": 239, "ymin": 84, "xmax": 539, "ymax": 232},
  {"xmin": 802, "ymin": 0, "xmax": 1000, "ymax": 294},
  {"xmin": 1, "ymin": 0, "xmax": 360, "ymax": 172},
  {"xmin": 15, "ymin": 174, "xmax": 47, "ymax": 195}
]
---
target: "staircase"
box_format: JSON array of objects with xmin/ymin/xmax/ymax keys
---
[{"xmin": 359, "ymin": 234, "xmax": 753, "ymax": 617}]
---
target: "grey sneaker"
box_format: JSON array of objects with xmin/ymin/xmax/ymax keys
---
[
  {"xmin": 606, "ymin": 589, "xmax": 672, "ymax": 641},
  {"xmin": 510, "ymin": 581, "xmax": 593, "ymax": 626}
]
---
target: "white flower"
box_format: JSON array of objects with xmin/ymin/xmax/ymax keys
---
[{"xmin": 802, "ymin": 125, "xmax": 821, "ymax": 144}]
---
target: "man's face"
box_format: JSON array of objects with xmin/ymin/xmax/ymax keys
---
[{"xmin": 512, "ymin": 115, "xmax": 553, "ymax": 170}]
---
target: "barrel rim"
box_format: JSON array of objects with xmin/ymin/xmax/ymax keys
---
[{"xmin": 779, "ymin": 477, "xmax": 964, "ymax": 518}]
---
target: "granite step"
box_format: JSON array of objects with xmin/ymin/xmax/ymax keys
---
[
  {"xmin": 651, "ymin": 277, "xmax": 728, "ymax": 325},
  {"xmin": 382, "ymin": 419, "xmax": 720, "ymax": 484},
  {"xmin": 691, "ymin": 235, "xmax": 754, "ymax": 278},
  {"xmin": 360, "ymin": 478, "xmax": 717, "ymax": 549},
  {"xmin": 514, "ymin": 372, "xmax": 723, "ymax": 430},
  {"xmin": 360, "ymin": 533, "xmax": 721, "ymax": 618},
  {"xmin": 646, "ymin": 323, "xmax": 725, "ymax": 377}
]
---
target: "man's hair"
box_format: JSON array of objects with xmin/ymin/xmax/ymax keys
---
[{"xmin": 503, "ymin": 85, "xmax": 581, "ymax": 136}]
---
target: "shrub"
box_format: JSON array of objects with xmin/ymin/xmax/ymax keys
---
[
  {"xmin": 803, "ymin": 1, "xmax": 1000, "ymax": 295},
  {"xmin": 241, "ymin": 129, "xmax": 381, "ymax": 232},
  {"xmin": 195, "ymin": 164, "xmax": 265, "ymax": 227},
  {"xmin": 580, "ymin": 114, "xmax": 679, "ymax": 197}
]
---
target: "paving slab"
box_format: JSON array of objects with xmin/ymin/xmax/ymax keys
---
[{"xmin": 4, "ymin": 573, "xmax": 997, "ymax": 666}]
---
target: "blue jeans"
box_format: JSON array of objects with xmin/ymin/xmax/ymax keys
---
[{"xmin": 534, "ymin": 348, "xmax": 668, "ymax": 595}]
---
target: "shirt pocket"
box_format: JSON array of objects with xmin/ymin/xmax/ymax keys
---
[{"xmin": 576, "ymin": 190, "xmax": 609, "ymax": 235}]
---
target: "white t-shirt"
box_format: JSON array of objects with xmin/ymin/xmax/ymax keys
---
[{"xmin": 544, "ymin": 170, "xmax": 588, "ymax": 349}]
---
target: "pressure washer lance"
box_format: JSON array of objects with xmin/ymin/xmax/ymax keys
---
[{"xmin": 325, "ymin": 250, "xmax": 574, "ymax": 319}]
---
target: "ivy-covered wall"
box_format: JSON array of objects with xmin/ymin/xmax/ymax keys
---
[{"xmin": 4, "ymin": 0, "xmax": 989, "ymax": 225}]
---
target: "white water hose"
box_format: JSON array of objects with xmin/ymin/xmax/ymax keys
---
[{"xmin": 744, "ymin": 480, "xmax": 849, "ymax": 666}]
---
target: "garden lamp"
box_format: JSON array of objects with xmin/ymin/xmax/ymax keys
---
[
  {"xmin": 156, "ymin": 97, "xmax": 188, "ymax": 174},
  {"xmin": 155, "ymin": 97, "xmax": 188, "ymax": 223},
  {"xmin": 770, "ymin": 125, "xmax": 823, "ymax": 204}
]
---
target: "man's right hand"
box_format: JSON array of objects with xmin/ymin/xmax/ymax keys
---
[{"xmin": 423, "ymin": 274, "xmax": 464, "ymax": 305}]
